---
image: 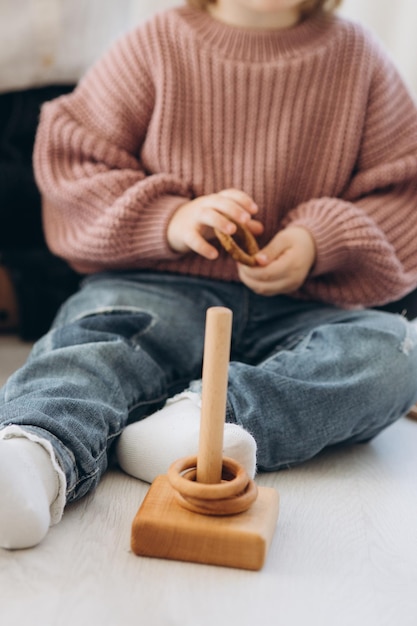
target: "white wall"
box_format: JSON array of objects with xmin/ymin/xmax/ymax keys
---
[
  {"xmin": 130, "ymin": 0, "xmax": 180, "ymax": 24},
  {"xmin": 340, "ymin": 0, "xmax": 417, "ymax": 98}
]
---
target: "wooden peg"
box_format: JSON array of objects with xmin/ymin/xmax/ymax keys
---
[
  {"xmin": 197, "ymin": 306, "xmax": 232, "ymax": 484},
  {"xmin": 131, "ymin": 307, "xmax": 279, "ymax": 571}
]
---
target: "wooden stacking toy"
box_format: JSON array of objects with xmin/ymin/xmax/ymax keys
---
[{"xmin": 131, "ymin": 307, "xmax": 279, "ymax": 570}]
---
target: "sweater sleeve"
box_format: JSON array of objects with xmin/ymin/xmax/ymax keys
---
[
  {"xmin": 283, "ymin": 43, "xmax": 417, "ymax": 309},
  {"xmin": 33, "ymin": 27, "xmax": 192, "ymax": 274}
]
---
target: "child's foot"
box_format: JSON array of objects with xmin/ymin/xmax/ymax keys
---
[
  {"xmin": 115, "ymin": 391, "xmax": 257, "ymax": 483},
  {"xmin": 0, "ymin": 437, "xmax": 59, "ymax": 549}
]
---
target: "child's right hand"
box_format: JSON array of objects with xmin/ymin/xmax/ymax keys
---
[{"xmin": 167, "ymin": 189, "xmax": 263, "ymax": 260}]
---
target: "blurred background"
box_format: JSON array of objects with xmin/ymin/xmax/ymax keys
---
[
  {"xmin": 2, "ymin": 1, "xmax": 416, "ymax": 97},
  {"xmin": 340, "ymin": 0, "xmax": 417, "ymax": 97}
]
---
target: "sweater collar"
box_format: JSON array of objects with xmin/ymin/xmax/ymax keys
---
[{"xmin": 173, "ymin": 6, "xmax": 336, "ymax": 63}]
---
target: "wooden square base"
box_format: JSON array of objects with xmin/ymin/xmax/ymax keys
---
[{"xmin": 131, "ymin": 475, "xmax": 279, "ymax": 571}]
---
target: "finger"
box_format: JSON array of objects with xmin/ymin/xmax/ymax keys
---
[
  {"xmin": 199, "ymin": 196, "xmax": 251, "ymax": 229},
  {"xmin": 254, "ymin": 232, "xmax": 289, "ymax": 265},
  {"xmin": 237, "ymin": 266, "xmax": 278, "ymax": 295},
  {"xmin": 239, "ymin": 254, "xmax": 291, "ymax": 284},
  {"xmin": 216, "ymin": 189, "xmax": 259, "ymax": 217},
  {"xmin": 238, "ymin": 265, "xmax": 298, "ymax": 296},
  {"xmin": 208, "ymin": 212, "xmax": 263, "ymax": 238},
  {"xmin": 183, "ymin": 230, "xmax": 219, "ymax": 260},
  {"xmin": 246, "ymin": 219, "xmax": 264, "ymax": 237}
]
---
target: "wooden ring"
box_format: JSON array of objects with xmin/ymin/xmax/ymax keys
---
[
  {"xmin": 167, "ymin": 455, "xmax": 258, "ymax": 516},
  {"xmin": 167, "ymin": 455, "xmax": 249, "ymax": 500},
  {"xmin": 173, "ymin": 478, "xmax": 258, "ymax": 516},
  {"xmin": 214, "ymin": 220, "xmax": 259, "ymax": 266}
]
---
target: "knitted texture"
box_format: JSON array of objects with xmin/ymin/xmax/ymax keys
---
[{"xmin": 34, "ymin": 7, "xmax": 417, "ymax": 308}]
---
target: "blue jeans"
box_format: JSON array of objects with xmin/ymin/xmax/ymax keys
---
[{"xmin": 1, "ymin": 271, "xmax": 417, "ymax": 504}]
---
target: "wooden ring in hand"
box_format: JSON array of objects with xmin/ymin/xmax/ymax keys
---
[{"xmin": 214, "ymin": 220, "xmax": 259, "ymax": 266}]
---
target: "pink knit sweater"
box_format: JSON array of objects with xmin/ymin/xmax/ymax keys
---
[{"xmin": 34, "ymin": 6, "xmax": 417, "ymax": 308}]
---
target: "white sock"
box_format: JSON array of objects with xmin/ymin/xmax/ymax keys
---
[
  {"xmin": 0, "ymin": 437, "xmax": 59, "ymax": 549},
  {"xmin": 115, "ymin": 392, "xmax": 257, "ymax": 484}
]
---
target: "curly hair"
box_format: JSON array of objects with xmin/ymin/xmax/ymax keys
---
[{"xmin": 186, "ymin": 0, "xmax": 343, "ymax": 17}]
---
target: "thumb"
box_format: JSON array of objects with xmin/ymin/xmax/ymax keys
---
[
  {"xmin": 254, "ymin": 250, "xmax": 269, "ymax": 266},
  {"xmin": 254, "ymin": 232, "xmax": 287, "ymax": 266}
]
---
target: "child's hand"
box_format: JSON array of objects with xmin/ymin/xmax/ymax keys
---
[
  {"xmin": 237, "ymin": 226, "xmax": 316, "ymax": 296},
  {"xmin": 167, "ymin": 189, "xmax": 263, "ymax": 260}
]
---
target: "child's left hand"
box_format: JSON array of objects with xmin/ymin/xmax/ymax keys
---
[{"xmin": 237, "ymin": 226, "xmax": 316, "ymax": 296}]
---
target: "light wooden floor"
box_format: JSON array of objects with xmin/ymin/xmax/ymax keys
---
[{"xmin": 1, "ymin": 335, "xmax": 417, "ymax": 626}]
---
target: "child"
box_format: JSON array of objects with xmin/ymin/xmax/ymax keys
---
[{"xmin": 2, "ymin": 0, "xmax": 417, "ymax": 550}]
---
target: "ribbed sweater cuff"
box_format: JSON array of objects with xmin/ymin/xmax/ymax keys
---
[
  {"xmin": 135, "ymin": 193, "xmax": 190, "ymax": 259},
  {"xmin": 283, "ymin": 198, "xmax": 353, "ymax": 277}
]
